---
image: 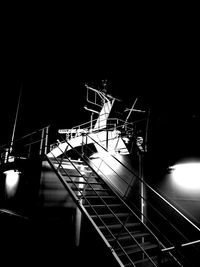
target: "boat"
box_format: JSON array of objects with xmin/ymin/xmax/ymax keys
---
[{"xmin": 0, "ymin": 82, "xmax": 200, "ymax": 266}]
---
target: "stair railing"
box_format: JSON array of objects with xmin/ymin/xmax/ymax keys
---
[
  {"xmin": 85, "ymin": 134, "xmax": 200, "ymax": 264},
  {"xmin": 87, "ymin": 133, "xmax": 200, "ymax": 229},
  {"xmin": 46, "ymin": 145, "xmax": 138, "ymax": 266},
  {"xmin": 57, "ymin": 116, "xmax": 141, "ymax": 141},
  {"xmin": 0, "ymin": 125, "xmax": 50, "ymax": 163},
  {"xmin": 51, "ymin": 134, "xmax": 162, "ymax": 266},
  {"xmin": 0, "ymin": 208, "xmax": 29, "ymax": 220}
]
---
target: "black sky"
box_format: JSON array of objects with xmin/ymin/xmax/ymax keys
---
[{"xmin": 0, "ymin": 10, "xmax": 199, "ymax": 172}]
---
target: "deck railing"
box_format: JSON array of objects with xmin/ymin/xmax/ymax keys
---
[{"xmin": 0, "ymin": 125, "xmax": 50, "ymax": 163}]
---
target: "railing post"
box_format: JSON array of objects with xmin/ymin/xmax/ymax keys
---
[
  {"xmin": 28, "ymin": 134, "xmax": 33, "ymax": 158},
  {"xmin": 106, "ymin": 129, "xmax": 108, "ymax": 150},
  {"xmin": 139, "ymin": 151, "xmax": 146, "ymax": 224},
  {"xmin": 44, "ymin": 126, "xmax": 49, "ymax": 154},
  {"xmin": 39, "ymin": 129, "xmax": 45, "ymax": 155},
  {"xmin": 4, "ymin": 148, "xmax": 9, "ymax": 163},
  {"xmin": 90, "ymin": 112, "xmax": 93, "ymax": 131},
  {"xmin": 81, "ymin": 132, "xmax": 87, "ymax": 156}
]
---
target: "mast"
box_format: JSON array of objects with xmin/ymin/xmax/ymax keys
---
[{"xmin": 9, "ymin": 84, "xmax": 22, "ymax": 155}]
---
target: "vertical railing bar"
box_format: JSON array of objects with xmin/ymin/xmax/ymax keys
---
[
  {"xmin": 44, "ymin": 126, "xmax": 49, "ymax": 154},
  {"xmin": 39, "ymin": 129, "xmax": 45, "ymax": 155}
]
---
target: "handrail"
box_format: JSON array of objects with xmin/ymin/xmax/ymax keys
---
[
  {"xmin": 58, "ymin": 117, "xmax": 144, "ymax": 140},
  {"xmin": 77, "ymin": 136, "xmax": 190, "ymax": 255},
  {"xmin": 0, "ymin": 125, "xmax": 50, "ymax": 162},
  {"xmin": 162, "ymin": 239, "xmax": 200, "ymax": 253},
  {"xmin": 46, "ymin": 147, "xmax": 137, "ymax": 266},
  {"xmin": 55, "ymin": 135, "xmax": 162, "ymax": 266},
  {"xmin": 84, "ymin": 133, "xmax": 200, "ymax": 265},
  {"xmin": 87, "ymin": 134, "xmax": 200, "ymax": 233},
  {"xmin": 69, "ymin": 134, "xmax": 176, "ymax": 248},
  {"xmin": 0, "ymin": 125, "xmax": 50, "ymax": 150},
  {"xmin": 48, "ymin": 129, "xmax": 196, "ymax": 264},
  {"xmin": 0, "ymin": 208, "xmax": 29, "ymax": 220},
  {"xmin": 11, "ymin": 125, "xmax": 50, "ymax": 143},
  {"xmin": 72, "ymin": 133, "xmax": 200, "ymax": 266},
  {"xmin": 46, "ymin": 157, "xmax": 124, "ymax": 267},
  {"xmin": 58, "ymin": 134, "xmax": 161, "ymax": 240}
]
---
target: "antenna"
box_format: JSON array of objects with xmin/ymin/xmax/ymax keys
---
[
  {"xmin": 102, "ymin": 79, "xmax": 107, "ymax": 93},
  {"xmin": 125, "ymin": 98, "xmax": 146, "ymax": 123},
  {"xmin": 125, "ymin": 97, "xmax": 138, "ymax": 123},
  {"xmin": 144, "ymin": 108, "xmax": 150, "ymax": 152},
  {"xmin": 9, "ymin": 83, "xmax": 23, "ymax": 154}
]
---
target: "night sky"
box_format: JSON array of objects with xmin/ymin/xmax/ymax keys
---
[{"xmin": 0, "ymin": 11, "xmax": 199, "ymax": 175}]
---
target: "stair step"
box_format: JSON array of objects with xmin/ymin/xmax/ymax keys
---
[
  {"xmin": 81, "ymin": 195, "xmax": 120, "ymax": 205},
  {"xmin": 84, "ymin": 176, "xmax": 101, "ymax": 180},
  {"xmin": 99, "ymin": 222, "xmax": 140, "ymax": 230},
  {"xmin": 66, "ymin": 181, "xmax": 103, "ymax": 185},
  {"xmin": 63, "ymin": 174, "xmax": 82, "ymax": 177},
  {"xmin": 124, "ymin": 256, "xmax": 157, "ymax": 267},
  {"xmin": 116, "ymin": 242, "xmax": 158, "ymax": 257},
  {"xmin": 61, "ymin": 173, "xmax": 82, "ymax": 177},
  {"xmin": 107, "ymin": 231, "xmax": 150, "ymax": 243},
  {"xmin": 72, "ymin": 188, "xmax": 110, "ymax": 192},
  {"xmin": 84, "ymin": 195, "xmax": 117, "ymax": 199},
  {"xmin": 53, "ymin": 158, "xmax": 85, "ymax": 164},
  {"xmin": 83, "ymin": 203, "xmax": 125, "ymax": 215},
  {"xmin": 64, "ymin": 177, "xmax": 104, "ymax": 185},
  {"xmin": 64, "ymin": 175, "xmax": 101, "ymax": 182},
  {"xmin": 84, "ymin": 204, "xmax": 123, "ymax": 209},
  {"xmin": 91, "ymin": 212, "xmax": 129, "ymax": 219}
]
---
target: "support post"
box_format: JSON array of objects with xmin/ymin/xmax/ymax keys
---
[
  {"xmin": 44, "ymin": 126, "xmax": 49, "ymax": 154},
  {"xmin": 139, "ymin": 152, "xmax": 146, "ymax": 224},
  {"xmin": 9, "ymin": 84, "xmax": 22, "ymax": 156},
  {"xmin": 39, "ymin": 129, "xmax": 45, "ymax": 155}
]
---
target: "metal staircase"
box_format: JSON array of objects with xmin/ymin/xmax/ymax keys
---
[
  {"xmin": 45, "ymin": 126, "xmax": 200, "ymax": 266},
  {"xmin": 46, "ymin": 158, "xmax": 161, "ymax": 267},
  {"xmin": 46, "ymin": 135, "xmax": 170, "ymax": 267},
  {"xmin": 1, "ymin": 121, "xmax": 200, "ymax": 265},
  {"xmin": 2, "ymin": 84, "xmax": 200, "ymax": 266}
]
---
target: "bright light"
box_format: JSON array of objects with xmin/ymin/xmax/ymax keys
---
[
  {"xmin": 4, "ymin": 170, "xmax": 20, "ymax": 196},
  {"xmin": 170, "ymin": 161, "xmax": 200, "ymax": 191}
]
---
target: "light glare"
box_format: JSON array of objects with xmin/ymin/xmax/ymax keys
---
[
  {"xmin": 4, "ymin": 170, "xmax": 20, "ymax": 196},
  {"xmin": 171, "ymin": 162, "xmax": 200, "ymax": 190}
]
